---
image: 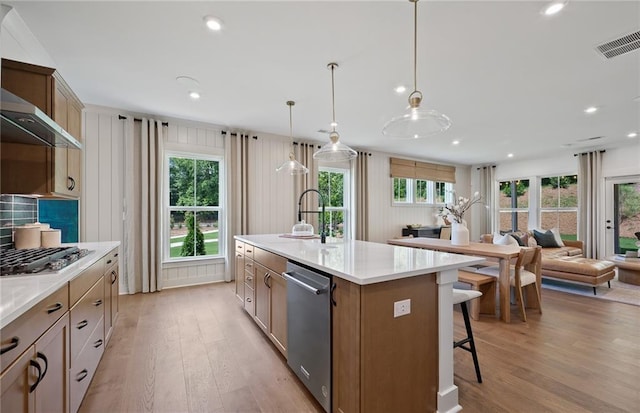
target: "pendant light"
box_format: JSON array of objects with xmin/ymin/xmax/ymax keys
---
[
  {"xmin": 382, "ymin": 0, "xmax": 451, "ymax": 139},
  {"xmin": 276, "ymin": 101, "xmax": 309, "ymax": 175},
  {"xmin": 313, "ymin": 63, "xmax": 358, "ymax": 162}
]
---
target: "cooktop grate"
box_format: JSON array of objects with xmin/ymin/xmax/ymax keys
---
[{"xmin": 0, "ymin": 246, "xmax": 81, "ymax": 276}]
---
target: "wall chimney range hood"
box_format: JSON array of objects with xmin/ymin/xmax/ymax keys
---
[{"xmin": 1, "ymin": 88, "xmax": 81, "ymax": 149}]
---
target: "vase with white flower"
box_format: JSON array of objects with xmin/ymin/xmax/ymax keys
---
[{"xmin": 439, "ymin": 191, "xmax": 483, "ymax": 245}]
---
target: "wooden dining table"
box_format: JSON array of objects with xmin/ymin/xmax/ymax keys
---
[{"xmin": 388, "ymin": 238, "xmax": 538, "ymax": 323}]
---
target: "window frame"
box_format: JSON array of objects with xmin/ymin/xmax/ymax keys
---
[
  {"xmin": 497, "ymin": 178, "xmax": 531, "ymax": 233},
  {"xmin": 164, "ymin": 151, "xmax": 225, "ymax": 263},
  {"xmin": 538, "ymin": 174, "xmax": 578, "ymax": 239},
  {"xmin": 392, "ymin": 177, "xmax": 453, "ymax": 206},
  {"xmin": 319, "ymin": 166, "xmax": 350, "ymax": 240}
]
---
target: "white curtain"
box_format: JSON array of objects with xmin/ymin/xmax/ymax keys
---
[
  {"xmin": 578, "ymin": 151, "xmax": 604, "ymax": 258},
  {"xmin": 226, "ymin": 132, "xmax": 251, "ymax": 282},
  {"xmin": 478, "ymin": 165, "xmax": 495, "ymax": 235},
  {"xmin": 294, "ymin": 143, "xmax": 320, "ymax": 230},
  {"xmin": 354, "ymin": 151, "xmax": 370, "ymax": 241},
  {"xmin": 123, "ymin": 118, "xmax": 165, "ymax": 293}
]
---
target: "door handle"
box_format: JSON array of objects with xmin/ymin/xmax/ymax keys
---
[{"xmin": 46, "ymin": 302, "xmax": 64, "ymax": 314}]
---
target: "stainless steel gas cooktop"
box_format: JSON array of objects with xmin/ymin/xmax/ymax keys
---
[{"xmin": 0, "ymin": 247, "xmax": 91, "ymax": 276}]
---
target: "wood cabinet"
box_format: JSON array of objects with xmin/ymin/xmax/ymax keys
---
[
  {"xmin": 0, "ymin": 291, "xmax": 70, "ymax": 413},
  {"xmin": 234, "ymin": 242, "xmax": 245, "ymax": 303},
  {"xmin": 103, "ymin": 248, "xmax": 119, "ymax": 344},
  {"xmin": 0, "ymin": 58, "xmax": 83, "ymax": 198},
  {"xmin": 332, "ymin": 275, "xmax": 439, "ymax": 413},
  {"xmin": 249, "ymin": 245, "xmax": 288, "ymax": 357}
]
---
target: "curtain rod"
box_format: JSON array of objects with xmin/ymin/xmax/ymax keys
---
[
  {"xmin": 118, "ymin": 115, "xmax": 168, "ymax": 127},
  {"xmin": 573, "ymin": 149, "xmax": 606, "ymax": 157},
  {"xmin": 221, "ymin": 131, "xmax": 257, "ymax": 139},
  {"xmin": 476, "ymin": 165, "xmax": 496, "ymax": 170}
]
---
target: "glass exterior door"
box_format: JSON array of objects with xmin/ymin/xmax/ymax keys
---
[{"xmin": 605, "ymin": 177, "xmax": 640, "ymax": 255}]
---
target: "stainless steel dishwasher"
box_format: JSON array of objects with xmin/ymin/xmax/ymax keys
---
[{"xmin": 283, "ymin": 261, "xmax": 331, "ymax": 412}]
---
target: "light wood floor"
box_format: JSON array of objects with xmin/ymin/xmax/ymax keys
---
[{"xmin": 80, "ymin": 282, "xmax": 640, "ymax": 413}]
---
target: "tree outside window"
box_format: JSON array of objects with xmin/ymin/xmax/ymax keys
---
[
  {"xmin": 168, "ymin": 155, "xmax": 222, "ymax": 260},
  {"xmin": 319, "ymin": 168, "xmax": 348, "ymax": 238}
]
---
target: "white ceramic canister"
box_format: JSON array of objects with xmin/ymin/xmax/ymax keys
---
[
  {"xmin": 41, "ymin": 229, "xmax": 62, "ymax": 248},
  {"xmin": 14, "ymin": 225, "xmax": 42, "ymax": 249}
]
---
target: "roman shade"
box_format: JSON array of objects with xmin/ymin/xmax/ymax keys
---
[{"xmin": 390, "ymin": 157, "xmax": 456, "ymax": 183}]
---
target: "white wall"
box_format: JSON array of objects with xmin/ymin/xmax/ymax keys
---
[
  {"xmin": 367, "ymin": 152, "xmax": 471, "ymax": 243},
  {"xmin": 83, "ymin": 105, "xmax": 228, "ymax": 291}
]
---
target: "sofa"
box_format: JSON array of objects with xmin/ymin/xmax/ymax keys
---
[{"xmin": 480, "ymin": 231, "xmax": 615, "ymax": 294}]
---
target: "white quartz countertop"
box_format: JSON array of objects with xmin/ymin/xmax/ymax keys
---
[
  {"xmin": 235, "ymin": 234, "xmax": 484, "ymax": 285},
  {"xmin": 0, "ymin": 241, "xmax": 120, "ymax": 330}
]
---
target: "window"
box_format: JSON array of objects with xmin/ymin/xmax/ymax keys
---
[
  {"xmin": 166, "ymin": 153, "xmax": 223, "ymax": 261},
  {"xmin": 319, "ymin": 167, "xmax": 349, "ymax": 239},
  {"xmin": 392, "ymin": 178, "xmax": 453, "ymax": 205},
  {"xmin": 540, "ymin": 175, "xmax": 578, "ymax": 240},
  {"xmin": 499, "ymin": 179, "xmax": 530, "ymax": 232}
]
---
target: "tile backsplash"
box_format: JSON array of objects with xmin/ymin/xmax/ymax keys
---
[{"xmin": 0, "ymin": 195, "xmax": 38, "ymax": 250}]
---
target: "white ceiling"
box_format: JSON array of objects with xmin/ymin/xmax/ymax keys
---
[{"xmin": 4, "ymin": 0, "xmax": 640, "ymax": 165}]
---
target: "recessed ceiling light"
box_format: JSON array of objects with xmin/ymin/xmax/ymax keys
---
[
  {"xmin": 203, "ymin": 15, "xmax": 223, "ymax": 31},
  {"xmin": 452, "ymin": 140, "xmax": 460, "ymax": 145},
  {"xmin": 543, "ymin": 1, "xmax": 566, "ymax": 16},
  {"xmin": 394, "ymin": 85, "xmax": 406, "ymax": 94},
  {"xmin": 628, "ymin": 132, "xmax": 638, "ymax": 138},
  {"xmin": 584, "ymin": 106, "xmax": 598, "ymax": 114},
  {"xmin": 507, "ymin": 153, "xmax": 514, "ymax": 158},
  {"xmin": 189, "ymin": 91, "xmax": 201, "ymax": 100}
]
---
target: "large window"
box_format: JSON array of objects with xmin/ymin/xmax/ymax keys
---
[
  {"xmin": 393, "ymin": 178, "xmax": 453, "ymax": 205},
  {"xmin": 319, "ymin": 167, "xmax": 349, "ymax": 238},
  {"xmin": 499, "ymin": 179, "xmax": 530, "ymax": 232},
  {"xmin": 540, "ymin": 175, "xmax": 578, "ymax": 240},
  {"xmin": 166, "ymin": 153, "xmax": 222, "ymax": 261}
]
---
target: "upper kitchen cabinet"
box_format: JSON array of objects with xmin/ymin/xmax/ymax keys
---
[{"xmin": 1, "ymin": 58, "xmax": 83, "ymax": 198}]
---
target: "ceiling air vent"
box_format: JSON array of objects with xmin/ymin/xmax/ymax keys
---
[{"xmin": 596, "ymin": 30, "xmax": 640, "ymax": 59}]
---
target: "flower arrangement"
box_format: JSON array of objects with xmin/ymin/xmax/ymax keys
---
[{"xmin": 438, "ymin": 191, "xmax": 483, "ymax": 224}]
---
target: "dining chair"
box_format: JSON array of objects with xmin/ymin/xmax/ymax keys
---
[
  {"xmin": 439, "ymin": 226, "xmax": 452, "ymax": 240},
  {"xmin": 452, "ymin": 288, "xmax": 483, "ymax": 383},
  {"xmin": 476, "ymin": 246, "xmax": 542, "ymax": 322}
]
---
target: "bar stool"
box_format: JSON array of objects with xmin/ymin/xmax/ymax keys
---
[{"xmin": 452, "ymin": 288, "xmax": 483, "ymax": 383}]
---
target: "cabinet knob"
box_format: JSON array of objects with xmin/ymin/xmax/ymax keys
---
[
  {"xmin": 76, "ymin": 369, "xmax": 88, "ymax": 382},
  {"xmin": 93, "ymin": 299, "xmax": 103, "ymax": 307},
  {"xmin": 94, "ymin": 339, "xmax": 104, "ymax": 348},
  {"xmin": 246, "ymin": 297, "xmax": 252, "ymax": 303},
  {"xmin": 76, "ymin": 320, "xmax": 89, "ymax": 329}
]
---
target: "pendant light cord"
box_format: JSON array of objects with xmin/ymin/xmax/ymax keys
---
[
  {"xmin": 330, "ymin": 64, "xmax": 337, "ymax": 132},
  {"xmin": 413, "ymin": 0, "xmax": 418, "ymax": 93}
]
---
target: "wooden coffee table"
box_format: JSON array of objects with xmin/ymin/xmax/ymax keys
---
[{"xmin": 607, "ymin": 256, "xmax": 640, "ymax": 285}]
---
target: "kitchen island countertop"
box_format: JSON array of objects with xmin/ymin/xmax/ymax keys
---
[
  {"xmin": 235, "ymin": 234, "xmax": 484, "ymax": 285},
  {"xmin": 0, "ymin": 241, "xmax": 120, "ymax": 329}
]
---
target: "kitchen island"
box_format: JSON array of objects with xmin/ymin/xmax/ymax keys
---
[{"xmin": 235, "ymin": 234, "xmax": 484, "ymax": 413}]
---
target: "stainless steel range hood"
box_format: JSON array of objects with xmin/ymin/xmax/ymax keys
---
[{"xmin": 0, "ymin": 88, "xmax": 81, "ymax": 149}]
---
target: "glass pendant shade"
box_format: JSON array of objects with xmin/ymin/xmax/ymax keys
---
[
  {"xmin": 383, "ymin": 0, "xmax": 451, "ymax": 139},
  {"xmin": 313, "ymin": 63, "xmax": 358, "ymax": 162},
  {"xmin": 276, "ymin": 100, "xmax": 309, "ymax": 175},
  {"xmin": 313, "ymin": 131, "xmax": 358, "ymax": 162},
  {"xmin": 276, "ymin": 152, "xmax": 309, "ymax": 175}
]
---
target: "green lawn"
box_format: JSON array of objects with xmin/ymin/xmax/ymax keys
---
[{"xmin": 170, "ymin": 231, "xmax": 219, "ymax": 258}]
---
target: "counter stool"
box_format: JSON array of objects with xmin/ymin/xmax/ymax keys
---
[{"xmin": 453, "ymin": 288, "xmax": 483, "ymax": 383}]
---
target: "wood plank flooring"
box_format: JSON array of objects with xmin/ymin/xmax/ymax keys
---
[{"xmin": 80, "ymin": 282, "xmax": 640, "ymax": 413}]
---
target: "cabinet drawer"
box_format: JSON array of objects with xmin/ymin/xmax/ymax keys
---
[
  {"xmin": 70, "ymin": 259, "xmax": 104, "ymax": 306},
  {"xmin": 69, "ymin": 317, "xmax": 104, "ymax": 413},
  {"xmin": 243, "ymin": 243, "xmax": 254, "ymax": 260},
  {"xmin": 235, "ymin": 241, "xmax": 245, "ymax": 255},
  {"xmin": 103, "ymin": 248, "xmax": 119, "ymax": 269},
  {"xmin": 0, "ymin": 284, "xmax": 69, "ymax": 373},
  {"xmin": 70, "ymin": 278, "xmax": 104, "ymax": 363},
  {"xmin": 244, "ymin": 285, "xmax": 255, "ymax": 315},
  {"xmin": 254, "ymin": 247, "xmax": 286, "ymax": 274}
]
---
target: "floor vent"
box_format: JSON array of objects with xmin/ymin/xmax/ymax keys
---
[{"xmin": 596, "ymin": 31, "xmax": 640, "ymax": 59}]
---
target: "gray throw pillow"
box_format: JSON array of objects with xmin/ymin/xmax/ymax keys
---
[{"xmin": 533, "ymin": 229, "xmax": 561, "ymax": 248}]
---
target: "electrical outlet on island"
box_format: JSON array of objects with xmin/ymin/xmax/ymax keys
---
[{"xmin": 393, "ymin": 299, "xmax": 411, "ymax": 318}]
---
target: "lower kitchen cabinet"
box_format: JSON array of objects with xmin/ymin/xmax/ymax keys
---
[
  {"xmin": 0, "ymin": 313, "xmax": 70, "ymax": 413},
  {"xmin": 234, "ymin": 241, "xmax": 245, "ymax": 303},
  {"xmin": 103, "ymin": 248, "xmax": 119, "ymax": 344},
  {"xmin": 245, "ymin": 246, "xmax": 288, "ymax": 357}
]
